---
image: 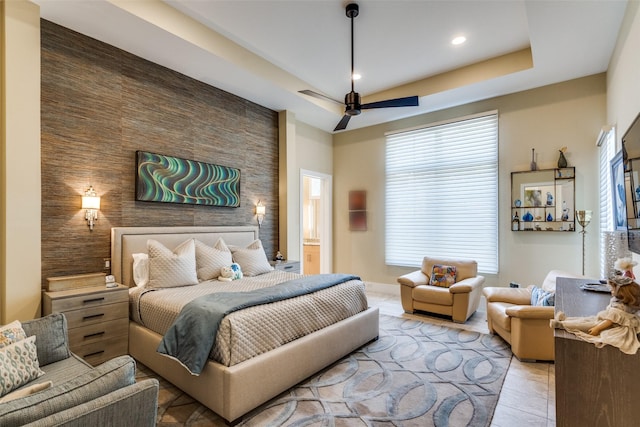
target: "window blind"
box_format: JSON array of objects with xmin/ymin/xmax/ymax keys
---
[
  {"xmin": 598, "ymin": 127, "xmax": 616, "ymax": 277},
  {"xmin": 385, "ymin": 112, "xmax": 499, "ymax": 274}
]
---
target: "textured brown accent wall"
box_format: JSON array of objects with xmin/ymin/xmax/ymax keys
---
[{"xmin": 40, "ymin": 20, "xmax": 279, "ymax": 285}]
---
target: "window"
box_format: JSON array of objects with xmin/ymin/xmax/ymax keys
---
[
  {"xmin": 598, "ymin": 126, "xmax": 618, "ymax": 277},
  {"xmin": 385, "ymin": 111, "xmax": 499, "ymax": 274}
]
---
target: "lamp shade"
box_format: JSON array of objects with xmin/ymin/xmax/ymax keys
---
[
  {"xmin": 256, "ymin": 201, "xmax": 266, "ymax": 216},
  {"xmin": 81, "ymin": 195, "xmax": 100, "ymax": 210},
  {"xmin": 576, "ymin": 210, "xmax": 592, "ymax": 228}
]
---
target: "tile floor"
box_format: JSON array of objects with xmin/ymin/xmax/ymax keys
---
[{"xmin": 366, "ymin": 285, "xmax": 556, "ymax": 427}]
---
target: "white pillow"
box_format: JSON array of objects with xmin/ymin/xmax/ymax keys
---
[
  {"xmin": 195, "ymin": 238, "xmax": 233, "ymax": 282},
  {"xmin": 132, "ymin": 253, "xmax": 149, "ymax": 287},
  {"xmin": 231, "ymin": 240, "xmax": 273, "ymax": 277},
  {"xmin": 0, "ymin": 336, "xmax": 44, "ymax": 397},
  {"xmin": 147, "ymin": 239, "xmax": 198, "ymax": 288}
]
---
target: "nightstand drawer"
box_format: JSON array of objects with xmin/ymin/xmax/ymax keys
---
[
  {"xmin": 67, "ymin": 318, "xmax": 129, "ymax": 347},
  {"xmin": 71, "ymin": 335, "xmax": 128, "ymax": 366},
  {"xmin": 63, "ymin": 302, "xmax": 128, "ymax": 328},
  {"xmin": 270, "ymin": 260, "xmax": 300, "ymax": 274},
  {"xmin": 46, "ymin": 287, "xmax": 128, "ymax": 312}
]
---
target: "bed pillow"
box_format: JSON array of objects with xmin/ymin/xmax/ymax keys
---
[
  {"xmin": 0, "ymin": 320, "xmax": 27, "ymax": 349},
  {"xmin": 132, "ymin": 253, "xmax": 149, "ymax": 287},
  {"xmin": 429, "ymin": 264, "xmax": 457, "ymax": 288},
  {"xmin": 530, "ymin": 285, "xmax": 555, "ymax": 306},
  {"xmin": 0, "ymin": 336, "xmax": 44, "ymax": 398},
  {"xmin": 231, "ymin": 240, "xmax": 273, "ymax": 277},
  {"xmin": 147, "ymin": 239, "xmax": 198, "ymax": 288},
  {"xmin": 195, "ymin": 238, "xmax": 233, "ymax": 281}
]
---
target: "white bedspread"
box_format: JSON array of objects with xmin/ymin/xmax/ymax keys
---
[{"xmin": 129, "ymin": 271, "xmax": 368, "ymax": 366}]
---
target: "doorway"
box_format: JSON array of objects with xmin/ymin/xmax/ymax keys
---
[{"xmin": 300, "ymin": 170, "xmax": 332, "ymax": 274}]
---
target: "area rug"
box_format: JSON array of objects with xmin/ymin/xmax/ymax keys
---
[{"xmin": 139, "ymin": 314, "xmax": 512, "ymax": 426}]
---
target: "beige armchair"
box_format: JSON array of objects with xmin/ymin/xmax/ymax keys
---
[
  {"xmin": 397, "ymin": 256, "xmax": 485, "ymax": 323},
  {"xmin": 483, "ymin": 270, "xmax": 582, "ymax": 361}
]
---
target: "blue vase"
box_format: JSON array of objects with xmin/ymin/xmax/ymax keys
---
[
  {"xmin": 636, "ymin": 186, "xmax": 640, "ymax": 201},
  {"xmin": 523, "ymin": 211, "xmax": 534, "ymax": 222},
  {"xmin": 547, "ymin": 212, "xmax": 553, "ymax": 221}
]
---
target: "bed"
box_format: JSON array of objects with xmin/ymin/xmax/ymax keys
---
[{"xmin": 110, "ymin": 226, "xmax": 379, "ymax": 423}]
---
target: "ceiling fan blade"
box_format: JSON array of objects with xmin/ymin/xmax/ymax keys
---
[
  {"xmin": 334, "ymin": 115, "xmax": 351, "ymax": 131},
  {"xmin": 298, "ymin": 90, "xmax": 342, "ymax": 106},
  {"xmin": 361, "ymin": 96, "xmax": 419, "ymax": 110}
]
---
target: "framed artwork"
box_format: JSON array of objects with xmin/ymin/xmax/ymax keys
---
[
  {"xmin": 135, "ymin": 151, "xmax": 240, "ymax": 207},
  {"xmin": 611, "ymin": 150, "xmax": 627, "ymax": 231},
  {"xmin": 348, "ymin": 190, "xmax": 367, "ymax": 231}
]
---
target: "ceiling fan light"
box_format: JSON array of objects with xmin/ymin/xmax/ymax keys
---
[
  {"xmin": 452, "ymin": 36, "xmax": 467, "ymax": 45},
  {"xmin": 352, "ymin": 73, "xmax": 361, "ymax": 80}
]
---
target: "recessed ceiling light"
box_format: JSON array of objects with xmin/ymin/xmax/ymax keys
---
[
  {"xmin": 451, "ymin": 36, "xmax": 466, "ymax": 45},
  {"xmin": 352, "ymin": 73, "xmax": 361, "ymax": 80}
]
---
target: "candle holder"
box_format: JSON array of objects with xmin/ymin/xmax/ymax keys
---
[{"xmin": 576, "ymin": 210, "xmax": 592, "ymax": 275}]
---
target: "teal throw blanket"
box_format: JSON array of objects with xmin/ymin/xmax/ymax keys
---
[{"xmin": 157, "ymin": 273, "xmax": 359, "ymax": 375}]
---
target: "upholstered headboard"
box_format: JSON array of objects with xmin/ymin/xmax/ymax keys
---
[{"xmin": 110, "ymin": 226, "xmax": 259, "ymax": 287}]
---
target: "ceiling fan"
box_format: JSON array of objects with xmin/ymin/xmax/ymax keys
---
[{"xmin": 299, "ymin": 3, "xmax": 419, "ymax": 132}]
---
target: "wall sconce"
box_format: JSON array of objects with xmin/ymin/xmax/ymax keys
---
[
  {"xmin": 256, "ymin": 200, "xmax": 266, "ymax": 228},
  {"xmin": 81, "ymin": 186, "xmax": 101, "ymax": 230}
]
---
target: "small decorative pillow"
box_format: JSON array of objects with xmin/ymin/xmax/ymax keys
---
[
  {"xmin": 0, "ymin": 320, "xmax": 26, "ymax": 349},
  {"xmin": 0, "ymin": 336, "xmax": 44, "ymax": 397},
  {"xmin": 132, "ymin": 253, "xmax": 149, "ymax": 287},
  {"xmin": 148, "ymin": 238, "xmax": 198, "ymax": 288},
  {"xmin": 531, "ymin": 285, "xmax": 555, "ymax": 306},
  {"xmin": 195, "ymin": 238, "xmax": 233, "ymax": 281},
  {"xmin": 231, "ymin": 240, "xmax": 273, "ymax": 277},
  {"xmin": 429, "ymin": 264, "xmax": 457, "ymax": 288}
]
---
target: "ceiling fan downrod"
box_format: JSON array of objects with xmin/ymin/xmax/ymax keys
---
[{"xmin": 345, "ymin": 3, "xmax": 361, "ymax": 116}]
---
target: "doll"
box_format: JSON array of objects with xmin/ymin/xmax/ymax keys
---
[
  {"xmin": 614, "ymin": 257, "xmax": 637, "ymax": 279},
  {"xmin": 550, "ymin": 276, "xmax": 640, "ymax": 354}
]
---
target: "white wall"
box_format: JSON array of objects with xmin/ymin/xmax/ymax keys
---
[
  {"xmin": 607, "ymin": 1, "xmax": 640, "ymax": 275},
  {"xmin": 333, "ymin": 74, "xmax": 606, "ymax": 289}
]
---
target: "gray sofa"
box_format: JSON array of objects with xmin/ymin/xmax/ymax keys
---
[{"xmin": 0, "ymin": 313, "xmax": 159, "ymax": 426}]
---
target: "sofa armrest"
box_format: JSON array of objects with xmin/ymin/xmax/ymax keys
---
[
  {"xmin": 22, "ymin": 379, "xmax": 159, "ymax": 427},
  {"xmin": 483, "ymin": 287, "xmax": 532, "ymax": 305},
  {"xmin": 397, "ymin": 270, "xmax": 428, "ymax": 288},
  {"xmin": 449, "ymin": 276, "xmax": 484, "ymax": 294},
  {"xmin": 505, "ymin": 305, "xmax": 555, "ymax": 319}
]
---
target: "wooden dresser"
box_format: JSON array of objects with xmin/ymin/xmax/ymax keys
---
[
  {"xmin": 43, "ymin": 284, "xmax": 129, "ymax": 366},
  {"xmin": 555, "ymin": 277, "xmax": 640, "ymax": 427}
]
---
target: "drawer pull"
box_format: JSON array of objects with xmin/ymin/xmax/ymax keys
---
[
  {"xmin": 82, "ymin": 297, "xmax": 105, "ymax": 304},
  {"xmin": 83, "ymin": 331, "xmax": 105, "ymax": 339},
  {"xmin": 82, "ymin": 313, "xmax": 105, "ymax": 321},
  {"xmin": 84, "ymin": 350, "xmax": 104, "ymax": 358}
]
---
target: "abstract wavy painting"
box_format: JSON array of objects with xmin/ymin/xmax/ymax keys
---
[{"xmin": 135, "ymin": 151, "xmax": 240, "ymax": 207}]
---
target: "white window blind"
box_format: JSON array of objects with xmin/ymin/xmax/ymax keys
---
[
  {"xmin": 385, "ymin": 112, "xmax": 499, "ymax": 274},
  {"xmin": 598, "ymin": 127, "xmax": 616, "ymax": 277}
]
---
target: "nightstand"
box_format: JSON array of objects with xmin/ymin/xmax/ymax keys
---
[
  {"xmin": 43, "ymin": 284, "xmax": 129, "ymax": 366},
  {"xmin": 270, "ymin": 260, "xmax": 301, "ymax": 274}
]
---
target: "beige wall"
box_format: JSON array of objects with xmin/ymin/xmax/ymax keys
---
[
  {"xmin": 333, "ymin": 74, "xmax": 606, "ymax": 289},
  {"xmin": 278, "ymin": 112, "xmax": 333, "ymax": 262},
  {"xmin": 1, "ymin": 0, "xmax": 41, "ymax": 322}
]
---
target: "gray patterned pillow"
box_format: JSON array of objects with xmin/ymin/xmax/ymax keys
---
[
  {"xmin": 231, "ymin": 239, "xmax": 273, "ymax": 277},
  {"xmin": 195, "ymin": 238, "xmax": 233, "ymax": 281},
  {"xmin": 148, "ymin": 239, "xmax": 198, "ymax": 288},
  {"xmin": 0, "ymin": 336, "xmax": 44, "ymax": 397},
  {"xmin": 21, "ymin": 314, "xmax": 70, "ymax": 366}
]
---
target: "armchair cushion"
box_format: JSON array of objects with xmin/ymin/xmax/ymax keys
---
[
  {"xmin": 530, "ymin": 286, "xmax": 555, "ymax": 306},
  {"xmin": 21, "ymin": 314, "xmax": 70, "ymax": 366},
  {"xmin": 429, "ymin": 264, "xmax": 457, "ymax": 287}
]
